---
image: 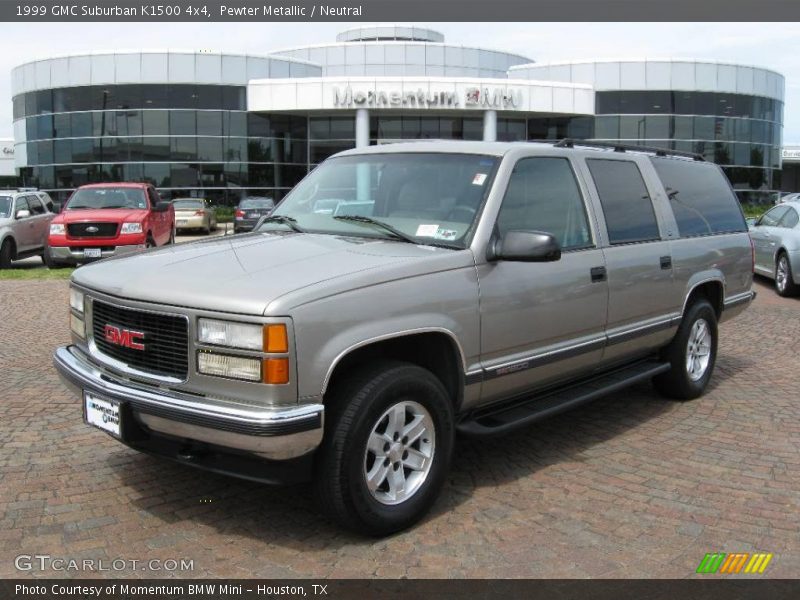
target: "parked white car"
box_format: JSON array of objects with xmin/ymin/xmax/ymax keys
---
[{"xmin": 0, "ymin": 191, "xmax": 56, "ymax": 268}]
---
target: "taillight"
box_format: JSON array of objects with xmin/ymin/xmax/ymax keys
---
[
  {"xmin": 748, "ymin": 234, "xmax": 755, "ymax": 273},
  {"xmin": 194, "ymin": 210, "xmax": 206, "ymax": 216},
  {"xmin": 235, "ymin": 209, "xmax": 245, "ymax": 218}
]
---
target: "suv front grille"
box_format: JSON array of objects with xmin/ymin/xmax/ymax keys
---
[
  {"xmin": 68, "ymin": 223, "xmax": 119, "ymax": 238},
  {"xmin": 91, "ymin": 300, "xmax": 189, "ymax": 380}
]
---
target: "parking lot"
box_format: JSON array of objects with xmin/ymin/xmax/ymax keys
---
[{"xmin": 0, "ymin": 275, "xmax": 798, "ymax": 579}]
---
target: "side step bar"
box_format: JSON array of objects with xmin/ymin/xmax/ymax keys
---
[{"xmin": 457, "ymin": 360, "xmax": 670, "ymax": 437}]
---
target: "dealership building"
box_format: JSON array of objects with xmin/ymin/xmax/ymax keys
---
[{"xmin": 10, "ymin": 26, "xmax": 786, "ymax": 205}]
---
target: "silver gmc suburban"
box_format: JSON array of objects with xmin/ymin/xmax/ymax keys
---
[{"xmin": 54, "ymin": 140, "xmax": 755, "ymax": 535}]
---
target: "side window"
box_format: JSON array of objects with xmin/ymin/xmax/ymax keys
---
[
  {"xmin": 496, "ymin": 157, "xmax": 592, "ymax": 251},
  {"xmin": 650, "ymin": 158, "xmax": 747, "ymax": 236},
  {"xmin": 779, "ymin": 207, "xmax": 799, "ymax": 229},
  {"xmin": 26, "ymin": 195, "xmax": 45, "ymax": 215},
  {"xmin": 760, "ymin": 205, "xmax": 789, "ymax": 227},
  {"xmin": 39, "ymin": 193, "xmax": 54, "ymax": 212},
  {"xmin": 14, "ymin": 196, "xmax": 30, "ymax": 217},
  {"xmin": 587, "ymin": 159, "xmax": 661, "ymax": 244}
]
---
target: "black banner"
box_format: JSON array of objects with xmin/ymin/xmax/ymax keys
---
[
  {"xmin": 3, "ymin": 0, "xmax": 800, "ymax": 22},
  {"xmin": 2, "ymin": 580, "xmax": 800, "ymax": 600}
]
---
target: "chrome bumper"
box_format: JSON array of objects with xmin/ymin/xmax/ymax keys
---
[
  {"xmin": 49, "ymin": 244, "xmax": 143, "ymax": 261},
  {"xmin": 53, "ymin": 345, "xmax": 324, "ymax": 460}
]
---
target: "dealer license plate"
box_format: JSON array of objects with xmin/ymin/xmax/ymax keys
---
[
  {"xmin": 177, "ymin": 219, "xmax": 188, "ymax": 225},
  {"xmin": 84, "ymin": 248, "xmax": 102, "ymax": 258},
  {"xmin": 84, "ymin": 392, "xmax": 121, "ymax": 437}
]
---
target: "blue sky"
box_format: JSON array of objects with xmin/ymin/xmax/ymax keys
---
[{"xmin": 2, "ymin": 22, "xmax": 799, "ymax": 141}]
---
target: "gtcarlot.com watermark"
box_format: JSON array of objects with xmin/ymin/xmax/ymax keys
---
[{"xmin": 15, "ymin": 554, "xmax": 194, "ymax": 573}]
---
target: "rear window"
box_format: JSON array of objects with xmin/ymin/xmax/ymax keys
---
[
  {"xmin": 67, "ymin": 187, "xmax": 148, "ymax": 210},
  {"xmin": 650, "ymin": 158, "xmax": 747, "ymax": 237},
  {"xmin": 240, "ymin": 198, "xmax": 274, "ymax": 209},
  {"xmin": 173, "ymin": 199, "xmax": 204, "ymax": 209}
]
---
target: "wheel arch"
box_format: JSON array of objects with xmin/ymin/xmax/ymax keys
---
[
  {"xmin": 0, "ymin": 234, "xmax": 17, "ymax": 259},
  {"xmin": 322, "ymin": 329, "xmax": 467, "ymax": 412},
  {"xmin": 682, "ymin": 278, "xmax": 724, "ymax": 320}
]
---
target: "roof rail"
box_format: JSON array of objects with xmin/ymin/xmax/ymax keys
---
[{"xmin": 553, "ymin": 139, "xmax": 705, "ymax": 162}]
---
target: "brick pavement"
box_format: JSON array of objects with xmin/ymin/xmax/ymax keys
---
[{"xmin": 0, "ymin": 276, "xmax": 798, "ymax": 578}]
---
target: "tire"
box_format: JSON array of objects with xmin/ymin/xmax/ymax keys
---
[
  {"xmin": 168, "ymin": 226, "xmax": 176, "ymax": 245},
  {"xmin": 146, "ymin": 235, "xmax": 156, "ymax": 249},
  {"xmin": 774, "ymin": 252, "xmax": 799, "ymax": 297},
  {"xmin": 653, "ymin": 299, "xmax": 718, "ymax": 400},
  {"xmin": 314, "ymin": 360, "xmax": 454, "ymax": 536},
  {"xmin": 0, "ymin": 239, "xmax": 13, "ymax": 268}
]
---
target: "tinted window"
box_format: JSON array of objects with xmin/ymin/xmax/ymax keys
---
[
  {"xmin": 760, "ymin": 205, "xmax": 789, "ymax": 227},
  {"xmin": 587, "ymin": 159, "xmax": 660, "ymax": 244},
  {"xmin": 497, "ymin": 157, "xmax": 592, "ymax": 250},
  {"xmin": 173, "ymin": 199, "xmax": 204, "ymax": 209},
  {"xmin": 26, "ymin": 195, "xmax": 45, "ymax": 215},
  {"xmin": 780, "ymin": 207, "xmax": 799, "ymax": 229},
  {"xmin": 650, "ymin": 158, "xmax": 747, "ymax": 237},
  {"xmin": 14, "ymin": 196, "xmax": 30, "ymax": 216}
]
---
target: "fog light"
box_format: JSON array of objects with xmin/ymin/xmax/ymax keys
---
[
  {"xmin": 70, "ymin": 313, "xmax": 85, "ymax": 338},
  {"xmin": 263, "ymin": 358, "xmax": 289, "ymax": 384},
  {"xmin": 197, "ymin": 352, "xmax": 261, "ymax": 382}
]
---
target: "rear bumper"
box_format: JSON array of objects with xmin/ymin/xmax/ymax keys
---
[
  {"xmin": 175, "ymin": 216, "xmax": 208, "ymax": 230},
  {"xmin": 233, "ymin": 219, "xmax": 260, "ymax": 231},
  {"xmin": 49, "ymin": 244, "xmax": 143, "ymax": 263},
  {"xmin": 53, "ymin": 345, "xmax": 324, "ymax": 481}
]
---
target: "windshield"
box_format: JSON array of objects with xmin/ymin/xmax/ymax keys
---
[
  {"xmin": 0, "ymin": 196, "xmax": 11, "ymax": 218},
  {"xmin": 259, "ymin": 152, "xmax": 498, "ymax": 248},
  {"xmin": 241, "ymin": 198, "xmax": 274, "ymax": 209},
  {"xmin": 173, "ymin": 199, "xmax": 204, "ymax": 209},
  {"xmin": 66, "ymin": 188, "xmax": 148, "ymax": 210}
]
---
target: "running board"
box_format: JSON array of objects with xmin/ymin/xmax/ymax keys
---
[{"xmin": 457, "ymin": 360, "xmax": 670, "ymax": 437}]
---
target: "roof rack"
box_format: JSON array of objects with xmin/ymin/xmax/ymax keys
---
[{"xmin": 553, "ymin": 139, "xmax": 705, "ymax": 162}]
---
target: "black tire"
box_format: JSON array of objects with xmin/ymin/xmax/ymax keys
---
[
  {"xmin": 168, "ymin": 226, "xmax": 176, "ymax": 245},
  {"xmin": 774, "ymin": 252, "xmax": 799, "ymax": 297},
  {"xmin": 0, "ymin": 238, "xmax": 13, "ymax": 269},
  {"xmin": 654, "ymin": 299, "xmax": 718, "ymax": 400},
  {"xmin": 314, "ymin": 360, "xmax": 454, "ymax": 536},
  {"xmin": 146, "ymin": 234, "xmax": 156, "ymax": 249}
]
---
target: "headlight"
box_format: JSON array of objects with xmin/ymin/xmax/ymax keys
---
[
  {"xmin": 197, "ymin": 352, "xmax": 261, "ymax": 382},
  {"xmin": 120, "ymin": 222, "xmax": 143, "ymax": 234},
  {"xmin": 69, "ymin": 288, "xmax": 84, "ymax": 313},
  {"xmin": 50, "ymin": 223, "xmax": 65, "ymax": 235},
  {"xmin": 198, "ymin": 318, "xmax": 264, "ymax": 350}
]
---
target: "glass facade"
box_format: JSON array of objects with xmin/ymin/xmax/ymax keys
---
[
  {"xmin": 528, "ymin": 90, "xmax": 784, "ymax": 204},
  {"xmin": 15, "ymin": 85, "xmax": 310, "ymax": 205}
]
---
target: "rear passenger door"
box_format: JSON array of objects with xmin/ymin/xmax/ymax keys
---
[
  {"xmin": 25, "ymin": 194, "xmax": 50, "ymax": 249},
  {"xmin": 583, "ymin": 158, "xmax": 679, "ymax": 365},
  {"xmin": 477, "ymin": 156, "xmax": 609, "ymax": 401},
  {"xmin": 750, "ymin": 205, "xmax": 789, "ymax": 274}
]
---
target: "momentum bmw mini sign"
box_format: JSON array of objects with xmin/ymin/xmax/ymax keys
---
[{"xmin": 332, "ymin": 85, "xmax": 523, "ymax": 109}]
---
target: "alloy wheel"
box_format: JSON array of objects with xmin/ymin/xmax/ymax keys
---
[{"xmin": 685, "ymin": 318, "xmax": 712, "ymax": 381}]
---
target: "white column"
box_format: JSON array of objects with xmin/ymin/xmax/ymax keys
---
[
  {"xmin": 355, "ymin": 108, "xmax": 369, "ymax": 148},
  {"xmin": 483, "ymin": 110, "xmax": 497, "ymax": 142}
]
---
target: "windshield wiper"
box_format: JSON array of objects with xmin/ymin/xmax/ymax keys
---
[
  {"xmin": 333, "ymin": 215, "xmax": 418, "ymax": 244},
  {"xmin": 258, "ymin": 215, "xmax": 305, "ymax": 233}
]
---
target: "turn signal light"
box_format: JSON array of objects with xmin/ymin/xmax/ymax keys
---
[
  {"xmin": 264, "ymin": 324, "xmax": 288, "ymax": 353},
  {"xmin": 263, "ymin": 358, "xmax": 289, "ymax": 384}
]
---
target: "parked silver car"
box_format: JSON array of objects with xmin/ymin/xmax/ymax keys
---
[
  {"xmin": 54, "ymin": 141, "xmax": 754, "ymax": 535},
  {"xmin": 0, "ymin": 191, "xmax": 56, "ymax": 268},
  {"xmin": 749, "ymin": 200, "xmax": 800, "ymax": 296}
]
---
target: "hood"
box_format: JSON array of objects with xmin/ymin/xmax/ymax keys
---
[
  {"xmin": 54, "ymin": 208, "xmax": 149, "ymax": 223},
  {"xmin": 72, "ymin": 232, "xmax": 472, "ymax": 315}
]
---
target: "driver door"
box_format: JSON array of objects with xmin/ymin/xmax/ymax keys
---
[{"xmin": 476, "ymin": 156, "xmax": 609, "ymax": 402}]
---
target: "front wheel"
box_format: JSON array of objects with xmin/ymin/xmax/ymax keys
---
[
  {"xmin": 654, "ymin": 299, "xmax": 718, "ymax": 400},
  {"xmin": 0, "ymin": 239, "xmax": 13, "ymax": 269},
  {"xmin": 314, "ymin": 361, "xmax": 454, "ymax": 536},
  {"xmin": 775, "ymin": 253, "xmax": 799, "ymax": 297}
]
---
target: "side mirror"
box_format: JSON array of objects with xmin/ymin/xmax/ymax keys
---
[
  {"xmin": 153, "ymin": 201, "xmax": 171, "ymax": 213},
  {"xmin": 15, "ymin": 209, "xmax": 30, "ymax": 219},
  {"xmin": 487, "ymin": 230, "xmax": 562, "ymax": 262}
]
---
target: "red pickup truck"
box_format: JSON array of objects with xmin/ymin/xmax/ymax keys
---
[{"xmin": 46, "ymin": 183, "xmax": 175, "ymax": 267}]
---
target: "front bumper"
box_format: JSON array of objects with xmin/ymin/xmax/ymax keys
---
[
  {"xmin": 49, "ymin": 244, "xmax": 143, "ymax": 263},
  {"xmin": 53, "ymin": 345, "xmax": 324, "ymax": 478}
]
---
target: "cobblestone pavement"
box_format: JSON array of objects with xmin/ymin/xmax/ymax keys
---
[{"xmin": 1, "ymin": 277, "xmax": 798, "ymax": 579}]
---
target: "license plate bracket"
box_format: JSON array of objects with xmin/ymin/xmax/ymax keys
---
[{"xmin": 84, "ymin": 392, "xmax": 121, "ymax": 438}]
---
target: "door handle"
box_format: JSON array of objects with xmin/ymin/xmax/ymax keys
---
[
  {"xmin": 590, "ymin": 266, "xmax": 607, "ymax": 283},
  {"xmin": 660, "ymin": 255, "xmax": 672, "ymax": 270}
]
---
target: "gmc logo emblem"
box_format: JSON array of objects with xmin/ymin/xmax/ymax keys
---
[{"xmin": 104, "ymin": 325, "xmax": 145, "ymax": 351}]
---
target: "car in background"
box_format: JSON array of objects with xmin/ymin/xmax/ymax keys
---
[
  {"xmin": 749, "ymin": 200, "xmax": 800, "ymax": 296},
  {"xmin": 173, "ymin": 198, "xmax": 217, "ymax": 235},
  {"xmin": 45, "ymin": 183, "xmax": 175, "ymax": 267},
  {"xmin": 0, "ymin": 191, "xmax": 56, "ymax": 268},
  {"xmin": 234, "ymin": 196, "xmax": 274, "ymax": 233}
]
